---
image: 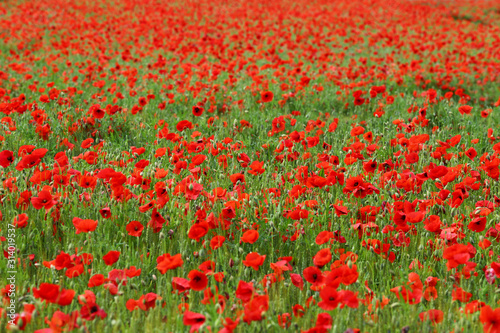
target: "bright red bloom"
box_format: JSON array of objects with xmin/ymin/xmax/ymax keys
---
[
  {"xmin": 102, "ymin": 251, "xmax": 121, "ymax": 266},
  {"xmin": 458, "ymin": 105, "xmax": 472, "ymax": 115},
  {"xmin": 480, "ymin": 306, "xmax": 500, "ymax": 333},
  {"xmin": 126, "ymin": 220, "xmax": 144, "ymax": 237},
  {"xmin": 183, "ymin": 311, "xmax": 206, "ymax": 333},
  {"xmin": 31, "ymin": 190, "xmax": 56, "ymax": 210},
  {"xmin": 313, "ymin": 248, "xmax": 332, "ymax": 268},
  {"xmin": 156, "ymin": 253, "xmax": 183, "ymax": 274},
  {"xmin": 241, "ymin": 229, "xmax": 259, "ymax": 244},
  {"xmin": 261, "ymin": 91, "xmax": 274, "ymax": 103},
  {"xmin": 0, "ymin": 150, "xmax": 14, "ymax": 167},
  {"xmin": 242, "ymin": 252, "xmax": 266, "ymax": 271},
  {"xmin": 419, "ymin": 309, "xmax": 444, "ymax": 324},
  {"xmin": 13, "ymin": 213, "xmax": 29, "ymax": 228},
  {"xmin": 188, "ymin": 270, "xmax": 208, "ymax": 291},
  {"xmin": 303, "ymin": 266, "xmax": 325, "ymax": 287},
  {"xmin": 210, "ymin": 235, "xmax": 225, "ymax": 250},
  {"xmin": 72, "ymin": 218, "xmax": 98, "ymax": 234},
  {"xmin": 192, "ymin": 106, "xmax": 204, "ymax": 116}
]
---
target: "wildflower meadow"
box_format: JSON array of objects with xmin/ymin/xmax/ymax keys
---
[{"xmin": 1, "ymin": 0, "xmax": 500, "ymax": 332}]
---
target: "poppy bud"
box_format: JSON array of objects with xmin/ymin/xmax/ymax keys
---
[
  {"xmin": 193, "ymin": 251, "xmax": 199, "ymax": 258},
  {"xmin": 152, "ymin": 275, "xmax": 157, "ymax": 281},
  {"xmin": 229, "ymin": 258, "xmax": 235, "ymax": 268},
  {"xmin": 159, "ymin": 232, "xmax": 165, "ymax": 239},
  {"xmin": 168, "ymin": 229, "xmax": 174, "ymax": 236},
  {"xmin": 189, "ymin": 184, "xmax": 194, "ymax": 191},
  {"xmin": 198, "ymin": 249, "xmax": 204, "ymax": 257}
]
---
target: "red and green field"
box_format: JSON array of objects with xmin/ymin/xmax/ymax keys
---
[{"xmin": 1, "ymin": 0, "xmax": 500, "ymax": 331}]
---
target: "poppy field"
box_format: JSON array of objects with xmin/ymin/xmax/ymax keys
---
[{"xmin": 2, "ymin": 0, "xmax": 500, "ymax": 331}]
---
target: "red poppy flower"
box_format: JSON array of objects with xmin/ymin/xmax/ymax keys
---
[
  {"xmin": 81, "ymin": 138, "xmax": 94, "ymax": 149},
  {"xmin": 465, "ymin": 147, "xmax": 477, "ymax": 160},
  {"xmin": 243, "ymin": 294, "xmax": 269, "ymax": 324},
  {"xmin": 90, "ymin": 104, "xmax": 105, "ymax": 119},
  {"xmin": 102, "ymin": 251, "xmax": 121, "ymax": 266},
  {"xmin": 31, "ymin": 190, "xmax": 56, "ymax": 210},
  {"xmin": 468, "ymin": 217, "xmax": 487, "ymax": 233},
  {"xmin": 183, "ymin": 311, "xmax": 206, "ymax": 333},
  {"xmin": 481, "ymin": 108, "xmax": 492, "ymax": 118},
  {"xmin": 284, "ymin": 273, "xmax": 302, "ymax": 292},
  {"xmin": 172, "ymin": 277, "xmax": 190, "ymax": 294},
  {"xmin": 13, "ymin": 213, "xmax": 29, "ymax": 228},
  {"xmin": 126, "ymin": 220, "xmax": 144, "ymax": 237},
  {"xmin": 236, "ymin": 280, "xmax": 254, "ymax": 303},
  {"xmin": 210, "ymin": 235, "xmax": 225, "ymax": 250},
  {"xmin": 318, "ymin": 286, "xmax": 340, "ymax": 310},
  {"xmin": 33, "ymin": 283, "xmax": 75, "ymax": 306},
  {"xmin": 313, "ymin": 248, "xmax": 332, "ymax": 267},
  {"xmin": 458, "ymin": 105, "xmax": 472, "ymax": 115},
  {"xmin": 188, "ymin": 221, "xmax": 209, "ymax": 242},
  {"xmin": 242, "ymin": 252, "xmax": 266, "ymax": 271},
  {"xmin": 261, "ymin": 91, "xmax": 274, "ymax": 103},
  {"xmin": 443, "ymin": 243, "xmax": 472, "ymax": 270},
  {"xmin": 229, "ymin": 173, "xmax": 245, "ymax": 184},
  {"xmin": 0, "ymin": 150, "xmax": 14, "ymax": 168},
  {"xmin": 419, "ymin": 309, "xmax": 444, "ymax": 324},
  {"xmin": 192, "ymin": 106, "xmax": 204, "ymax": 116},
  {"xmin": 480, "ymin": 306, "xmax": 500, "ymax": 333},
  {"xmin": 72, "ymin": 218, "xmax": 98, "ymax": 234},
  {"xmin": 248, "ymin": 160, "xmax": 265, "ymax": 175},
  {"xmin": 188, "ymin": 270, "xmax": 208, "ymax": 291},
  {"xmin": 156, "ymin": 253, "xmax": 183, "ymax": 274},
  {"xmin": 241, "ymin": 230, "xmax": 259, "ymax": 244},
  {"xmin": 176, "ymin": 120, "xmax": 194, "ymax": 132},
  {"xmin": 88, "ymin": 274, "xmax": 105, "ymax": 288},
  {"xmin": 303, "ymin": 266, "xmax": 325, "ymax": 287}
]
